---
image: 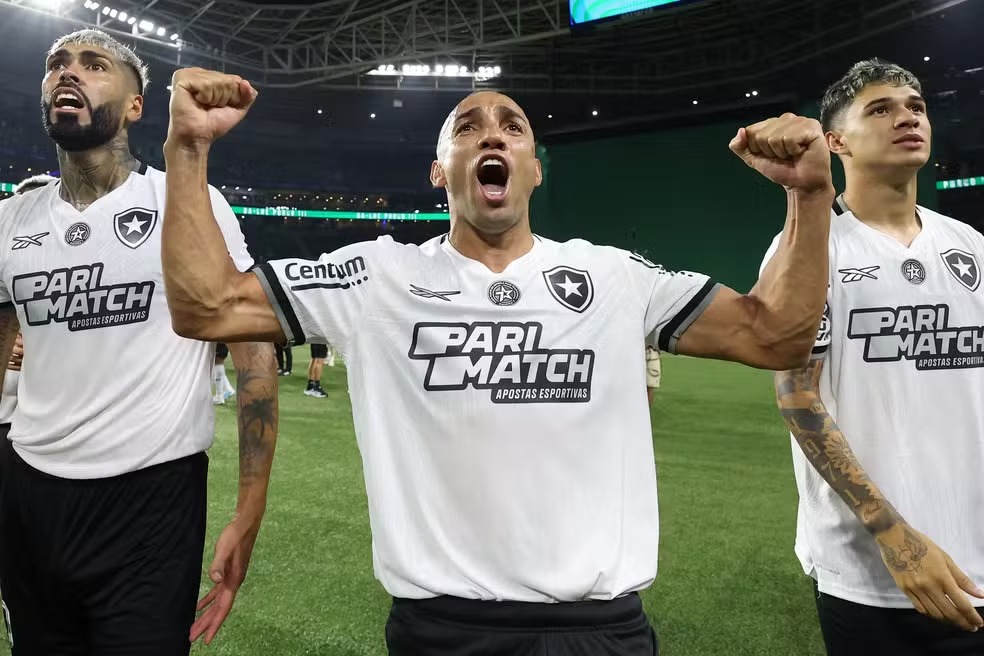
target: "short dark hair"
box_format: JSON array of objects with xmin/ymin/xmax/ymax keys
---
[{"xmin": 820, "ymin": 58, "xmax": 922, "ymax": 132}]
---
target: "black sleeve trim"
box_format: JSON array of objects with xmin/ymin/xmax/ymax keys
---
[
  {"xmin": 254, "ymin": 263, "xmax": 306, "ymax": 346},
  {"xmin": 657, "ymin": 278, "xmax": 717, "ymax": 353}
]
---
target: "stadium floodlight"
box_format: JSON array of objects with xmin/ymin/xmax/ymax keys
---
[
  {"xmin": 118, "ymin": 10, "xmax": 126, "ymax": 20},
  {"xmin": 127, "ymin": 16, "xmax": 136, "ymax": 24},
  {"xmin": 692, "ymin": 100, "xmax": 698, "ymax": 105},
  {"xmin": 156, "ymin": 26, "xmax": 166, "ymax": 36},
  {"xmin": 435, "ymin": 64, "xmax": 444, "ymax": 74},
  {"xmin": 109, "ymin": 8, "xmax": 118, "ymax": 17},
  {"xmin": 170, "ymin": 33, "xmax": 179, "ymax": 41},
  {"xmin": 139, "ymin": 20, "xmax": 154, "ymax": 31},
  {"xmin": 101, "ymin": 5, "xmax": 109, "ymax": 14},
  {"xmin": 493, "ymin": 66, "xmax": 501, "ymax": 75}
]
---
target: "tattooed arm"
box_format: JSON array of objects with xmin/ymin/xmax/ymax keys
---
[
  {"xmin": 192, "ymin": 341, "xmax": 278, "ymax": 645},
  {"xmin": 776, "ymin": 361, "xmax": 984, "ymax": 631},
  {"xmin": 229, "ymin": 341, "xmax": 278, "ymax": 506}
]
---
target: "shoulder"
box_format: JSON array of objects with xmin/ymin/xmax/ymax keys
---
[
  {"xmin": 0, "ymin": 185, "xmax": 52, "ymax": 230},
  {"xmin": 924, "ymin": 207, "xmax": 982, "ymax": 243},
  {"xmin": 540, "ymin": 236, "xmax": 633, "ymax": 268}
]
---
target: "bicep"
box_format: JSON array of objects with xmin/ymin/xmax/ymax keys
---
[{"xmin": 674, "ymin": 285, "xmax": 796, "ymax": 369}]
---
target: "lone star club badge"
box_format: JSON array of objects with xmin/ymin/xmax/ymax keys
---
[
  {"xmin": 543, "ymin": 266, "xmax": 594, "ymax": 313},
  {"xmin": 114, "ymin": 207, "xmax": 158, "ymax": 249},
  {"xmin": 940, "ymin": 248, "xmax": 981, "ymax": 292}
]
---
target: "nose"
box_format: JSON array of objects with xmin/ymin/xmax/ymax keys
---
[
  {"xmin": 58, "ymin": 68, "xmax": 81, "ymax": 87},
  {"xmin": 479, "ymin": 131, "xmax": 506, "ymax": 151},
  {"xmin": 896, "ymin": 109, "xmax": 920, "ymax": 130}
]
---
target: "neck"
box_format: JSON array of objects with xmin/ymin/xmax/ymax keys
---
[
  {"xmin": 842, "ymin": 166, "xmax": 920, "ymax": 230},
  {"xmin": 448, "ymin": 215, "xmax": 535, "ymax": 273},
  {"xmin": 57, "ymin": 132, "xmax": 138, "ymax": 211}
]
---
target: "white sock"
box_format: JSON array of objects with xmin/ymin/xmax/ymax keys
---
[
  {"xmin": 212, "ymin": 364, "xmax": 225, "ymax": 397},
  {"xmin": 223, "ymin": 371, "xmax": 235, "ymax": 396}
]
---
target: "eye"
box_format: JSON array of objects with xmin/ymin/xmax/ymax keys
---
[
  {"xmin": 909, "ymin": 104, "xmax": 925, "ymax": 114},
  {"xmin": 88, "ymin": 63, "xmax": 106, "ymax": 72},
  {"xmin": 48, "ymin": 61, "xmax": 64, "ymax": 71},
  {"xmin": 506, "ymin": 123, "xmax": 522, "ymax": 133},
  {"xmin": 871, "ymin": 107, "xmax": 889, "ymax": 115},
  {"xmin": 457, "ymin": 123, "xmax": 474, "ymax": 134}
]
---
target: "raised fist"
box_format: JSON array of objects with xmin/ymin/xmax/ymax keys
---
[
  {"xmin": 165, "ymin": 67, "xmax": 257, "ymax": 151},
  {"xmin": 730, "ymin": 113, "xmax": 833, "ymax": 193}
]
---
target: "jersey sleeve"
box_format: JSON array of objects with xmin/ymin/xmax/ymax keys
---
[
  {"xmin": 208, "ymin": 186, "xmax": 254, "ymax": 273},
  {"xmin": 759, "ymin": 233, "xmax": 831, "ymax": 360},
  {"xmin": 627, "ymin": 251, "xmax": 721, "ymax": 354},
  {"xmin": 252, "ymin": 240, "xmax": 381, "ymax": 349}
]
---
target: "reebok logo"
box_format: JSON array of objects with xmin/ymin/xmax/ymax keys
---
[{"xmin": 839, "ymin": 266, "xmax": 880, "ymax": 283}]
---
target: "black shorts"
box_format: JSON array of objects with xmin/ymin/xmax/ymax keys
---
[
  {"xmin": 310, "ymin": 343, "xmax": 328, "ymax": 359},
  {"xmin": 385, "ymin": 592, "xmax": 658, "ymax": 656},
  {"xmin": 0, "ymin": 440, "xmax": 208, "ymax": 655},
  {"xmin": 814, "ymin": 581, "xmax": 984, "ymax": 655},
  {"xmin": 215, "ymin": 342, "xmax": 229, "ymax": 359}
]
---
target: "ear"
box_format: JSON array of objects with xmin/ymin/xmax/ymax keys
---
[
  {"xmin": 534, "ymin": 158, "xmax": 543, "ymax": 188},
  {"xmin": 430, "ymin": 160, "xmax": 447, "ymax": 188},
  {"xmin": 126, "ymin": 94, "xmax": 144, "ymax": 124},
  {"xmin": 826, "ymin": 129, "xmax": 849, "ymax": 156}
]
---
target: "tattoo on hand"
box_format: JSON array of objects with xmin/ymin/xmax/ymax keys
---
[
  {"xmin": 880, "ymin": 527, "xmax": 930, "ymax": 573},
  {"xmin": 776, "ymin": 361, "xmax": 902, "ymax": 536}
]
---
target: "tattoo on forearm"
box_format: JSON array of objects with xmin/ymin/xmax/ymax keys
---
[
  {"xmin": 233, "ymin": 343, "xmax": 278, "ymax": 483},
  {"xmin": 776, "ymin": 362, "xmax": 901, "ymax": 536}
]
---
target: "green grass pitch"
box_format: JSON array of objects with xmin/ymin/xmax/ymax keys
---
[{"xmin": 2, "ymin": 353, "xmax": 828, "ymax": 655}]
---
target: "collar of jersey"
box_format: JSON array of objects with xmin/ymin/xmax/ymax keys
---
[{"xmin": 440, "ymin": 233, "xmax": 543, "ymax": 275}]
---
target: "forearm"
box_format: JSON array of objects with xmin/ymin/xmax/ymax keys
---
[
  {"xmin": 0, "ymin": 307, "xmax": 20, "ymax": 394},
  {"xmin": 750, "ymin": 188, "xmax": 834, "ymax": 355},
  {"xmin": 162, "ymin": 144, "xmax": 241, "ymax": 325},
  {"xmin": 229, "ymin": 342, "xmax": 278, "ymax": 513},
  {"xmin": 775, "ymin": 366, "xmax": 902, "ymax": 535}
]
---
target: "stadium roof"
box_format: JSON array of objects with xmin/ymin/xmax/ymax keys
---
[{"xmin": 0, "ymin": 0, "xmax": 972, "ymax": 95}]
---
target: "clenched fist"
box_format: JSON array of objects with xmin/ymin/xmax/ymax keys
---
[
  {"xmin": 730, "ymin": 113, "xmax": 832, "ymax": 193},
  {"xmin": 165, "ymin": 67, "xmax": 258, "ymax": 151}
]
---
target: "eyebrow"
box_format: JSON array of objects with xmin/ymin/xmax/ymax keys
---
[
  {"xmin": 45, "ymin": 49, "xmax": 114, "ymax": 66},
  {"xmin": 453, "ymin": 105, "xmax": 529, "ymax": 127},
  {"xmin": 863, "ymin": 94, "xmax": 925, "ymax": 110}
]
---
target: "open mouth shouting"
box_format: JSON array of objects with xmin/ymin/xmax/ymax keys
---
[
  {"xmin": 50, "ymin": 86, "xmax": 88, "ymax": 117},
  {"xmin": 476, "ymin": 154, "xmax": 510, "ymax": 205}
]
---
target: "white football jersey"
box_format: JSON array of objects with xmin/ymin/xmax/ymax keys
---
[
  {"xmin": 255, "ymin": 234, "xmax": 719, "ymax": 602},
  {"xmin": 761, "ymin": 198, "xmax": 984, "ymax": 608},
  {"xmin": 0, "ymin": 165, "xmax": 253, "ymax": 479}
]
